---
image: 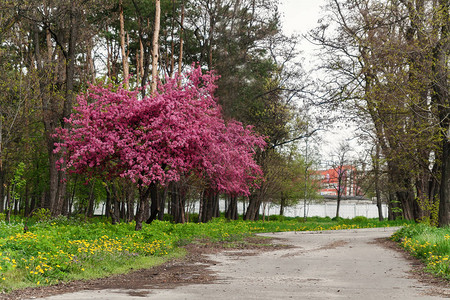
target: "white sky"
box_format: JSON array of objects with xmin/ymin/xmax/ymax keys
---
[
  {"xmin": 278, "ymin": 0, "xmax": 325, "ymax": 36},
  {"xmin": 278, "ymin": 0, "xmax": 361, "ymax": 160},
  {"xmin": 278, "ymin": 0, "xmax": 325, "ymax": 69}
]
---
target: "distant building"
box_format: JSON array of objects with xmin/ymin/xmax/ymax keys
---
[{"xmin": 315, "ymin": 166, "xmax": 361, "ymax": 197}]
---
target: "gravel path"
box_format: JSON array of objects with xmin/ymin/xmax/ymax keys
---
[{"xmin": 25, "ymin": 227, "xmax": 450, "ymax": 299}]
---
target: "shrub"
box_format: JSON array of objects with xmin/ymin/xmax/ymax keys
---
[
  {"xmin": 352, "ymin": 216, "xmax": 368, "ymax": 223},
  {"xmin": 268, "ymin": 215, "xmax": 285, "ymax": 221},
  {"xmin": 187, "ymin": 213, "xmax": 199, "ymax": 223},
  {"xmin": 33, "ymin": 208, "xmax": 51, "ymax": 223}
]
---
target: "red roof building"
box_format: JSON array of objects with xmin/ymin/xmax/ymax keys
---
[{"xmin": 316, "ymin": 166, "xmax": 361, "ymax": 197}]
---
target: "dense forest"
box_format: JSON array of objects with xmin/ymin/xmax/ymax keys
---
[{"xmin": 0, "ymin": 0, "xmax": 448, "ymax": 228}]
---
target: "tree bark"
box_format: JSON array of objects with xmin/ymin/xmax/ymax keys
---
[
  {"xmin": 225, "ymin": 195, "xmax": 238, "ymax": 220},
  {"xmin": 86, "ymin": 182, "xmax": 95, "ymax": 217},
  {"xmin": 440, "ymin": 140, "xmax": 450, "ymax": 225},
  {"xmin": 119, "ymin": 0, "xmax": 129, "ymax": 89},
  {"xmin": 135, "ymin": 185, "xmax": 151, "ymax": 230},
  {"xmin": 245, "ymin": 194, "xmax": 261, "ymax": 221},
  {"xmin": 150, "ymin": 0, "xmax": 161, "ymax": 93},
  {"xmin": 110, "ymin": 184, "xmax": 121, "ymax": 225},
  {"xmin": 178, "ymin": 1, "xmax": 184, "ymax": 80},
  {"xmin": 397, "ymin": 190, "xmax": 415, "ymax": 220},
  {"xmin": 105, "ymin": 186, "xmax": 111, "ymax": 218},
  {"xmin": 200, "ymin": 188, "xmax": 217, "ymax": 222},
  {"xmin": 146, "ymin": 183, "xmax": 160, "ymax": 224},
  {"xmin": 0, "ymin": 166, "xmax": 4, "ymax": 213},
  {"xmin": 279, "ymin": 193, "xmax": 285, "ymax": 216},
  {"xmin": 437, "ymin": 0, "xmax": 450, "ymax": 226},
  {"xmin": 336, "ymin": 194, "xmax": 341, "ymax": 219},
  {"xmin": 374, "ymin": 144, "xmax": 384, "ymax": 221},
  {"xmin": 158, "ymin": 186, "xmax": 167, "ymax": 220},
  {"xmin": 170, "ymin": 182, "xmax": 186, "ymax": 223},
  {"xmin": 5, "ymin": 186, "xmax": 11, "ymax": 223}
]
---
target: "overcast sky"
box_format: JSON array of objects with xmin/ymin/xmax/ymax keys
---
[
  {"xmin": 278, "ymin": 0, "xmax": 325, "ymax": 36},
  {"xmin": 278, "ymin": 0, "xmax": 326, "ymax": 68},
  {"xmin": 278, "ymin": 0, "xmax": 361, "ymax": 160}
]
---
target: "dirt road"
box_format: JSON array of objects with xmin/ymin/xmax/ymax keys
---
[{"xmin": 23, "ymin": 227, "xmax": 450, "ymax": 299}]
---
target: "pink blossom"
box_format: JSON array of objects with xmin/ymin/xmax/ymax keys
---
[{"xmin": 55, "ymin": 66, "xmax": 266, "ymax": 196}]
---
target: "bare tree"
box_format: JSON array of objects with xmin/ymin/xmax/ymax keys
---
[{"xmin": 328, "ymin": 142, "xmax": 351, "ymax": 218}]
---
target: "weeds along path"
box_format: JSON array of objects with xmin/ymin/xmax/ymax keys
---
[{"xmin": 24, "ymin": 227, "xmax": 450, "ymax": 300}]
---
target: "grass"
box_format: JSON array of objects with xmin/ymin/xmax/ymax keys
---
[
  {"xmin": 391, "ymin": 224, "xmax": 450, "ymax": 279},
  {"xmin": 0, "ymin": 215, "xmax": 410, "ymax": 292}
]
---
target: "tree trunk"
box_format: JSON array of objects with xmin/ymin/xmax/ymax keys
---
[
  {"xmin": 126, "ymin": 187, "xmax": 135, "ymax": 222},
  {"xmin": 87, "ymin": 183, "xmax": 95, "ymax": 218},
  {"xmin": 213, "ymin": 193, "xmax": 220, "ymax": 218},
  {"xmin": 397, "ymin": 190, "xmax": 415, "ymax": 220},
  {"xmin": 280, "ymin": 193, "xmax": 286, "ymax": 216},
  {"xmin": 225, "ymin": 195, "xmax": 238, "ymax": 220},
  {"xmin": 146, "ymin": 183, "xmax": 160, "ymax": 224},
  {"xmin": 54, "ymin": 2, "xmax": 78, "ymax": 216},
  {"xmin": 336, "ymin": 194, "xmax": 341, "ymax": 219},
  {"xmin": 262, "ymin": 202, "xmax": 267, "ymax": 221},
  {"xmin": 120, "ymin": 198, "xmax": 126, "ymax": 220},
  {"xmin": 0, "ymin": 117, "xmax": 3, "ymax": 213},
  {"xmin": 245, "ymin": 194, "xmax": 261, "ymax": 221},
  {"xmin": 34, "ymin": 27, "xmax": 56, "ymax": 212},
  {"xmin": 110, "ymin": 183, "xmax": 121, "ymax": 225},
  {"xmin": 119, "ymin": 0, "xmax": 129, "ymax": 89},
  {"xmin": 150, "ymin": 0, "xmax": 161, "ymax": 93},
  {"xmin": 29, "ymin": 196, "xmax": 36, "ymax": 217},
  {"xmin": 197, "ymin": 190, "xmax": 203, "ymax": 222},
  {"xmin": 200, "ymin": 188, "xmax": 216, "ymax": 222},
  {"xmin": 135, "ymin": 185, "xmax": 151, "ymax": 231},
  {"xmin": 158, "ymin": 186, "xmax": 167, "ymax": 220},
  {"xmin": 440, "ymin": 139, "xmax": 450, "ymax": 225},
  {"xmin": 170, "ymin": 182, "xmax": 186, "ymax": 223},
  {"xmin": 139, "ymin": 38, "xmax": 144, "ymax": 79},
  {"xmin": 5, "ymin": 186, "xmax": 11, "ymax": 223},
  {"xmin": 376, "ymin": 188, "xmax": 383, "ymax": 221},
  {"xmin": 374, "ymin": 144, "xmax": 384, "ymax": 221},
  {"xmin": 24, "ymin": 183, "xmax": 30, "ymax": 217},
  {"xmin": 437, "ymin": 0, "xmax": 450, "ymax": 227},
  {"xmin": 13, "ymin": 196, "xmax": 19, "ymax": 216},
  {"xmin": 0, "ymin": 166, "xmax": 4, "ymax": 213},
  {"xmin": 207, "ymin": 0, "xmax": 220, "ymax": 70},
  {"xmin": 178, "ymin": 1, "xmax": 185, "ymax": 80},
  {"xmin": 105, "ymin": 186, "xmax": 111, "ymax": 218},
  {"xmin": 86, "ymin": 38, "xmax": 95, "ymax": 82}
]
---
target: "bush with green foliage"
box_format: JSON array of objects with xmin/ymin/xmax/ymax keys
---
[{"xmin": 391, "ymin": 224, "xmax": 450, "ymax": 279}]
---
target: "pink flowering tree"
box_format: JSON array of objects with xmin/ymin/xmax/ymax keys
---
[{"xmin": 55, "ymin": 66, "xmax": 265, "ymax": 230}]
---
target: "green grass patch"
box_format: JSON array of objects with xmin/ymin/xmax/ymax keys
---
[
  {"xmin": 391, "ymin": 224, "xmax": 450, "ymax": 279},
  {"xmin": 0, "ymin": 216, "xmax": 408, "ymax": 292}
]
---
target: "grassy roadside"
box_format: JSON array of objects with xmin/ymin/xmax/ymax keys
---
[
  {"xmin": 391, "ymin": 224, "xmax": 450, "ymax": 279},
  {"xmin": 0, "ymin": 216, "xmax": 409, "ymax": 292}
]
